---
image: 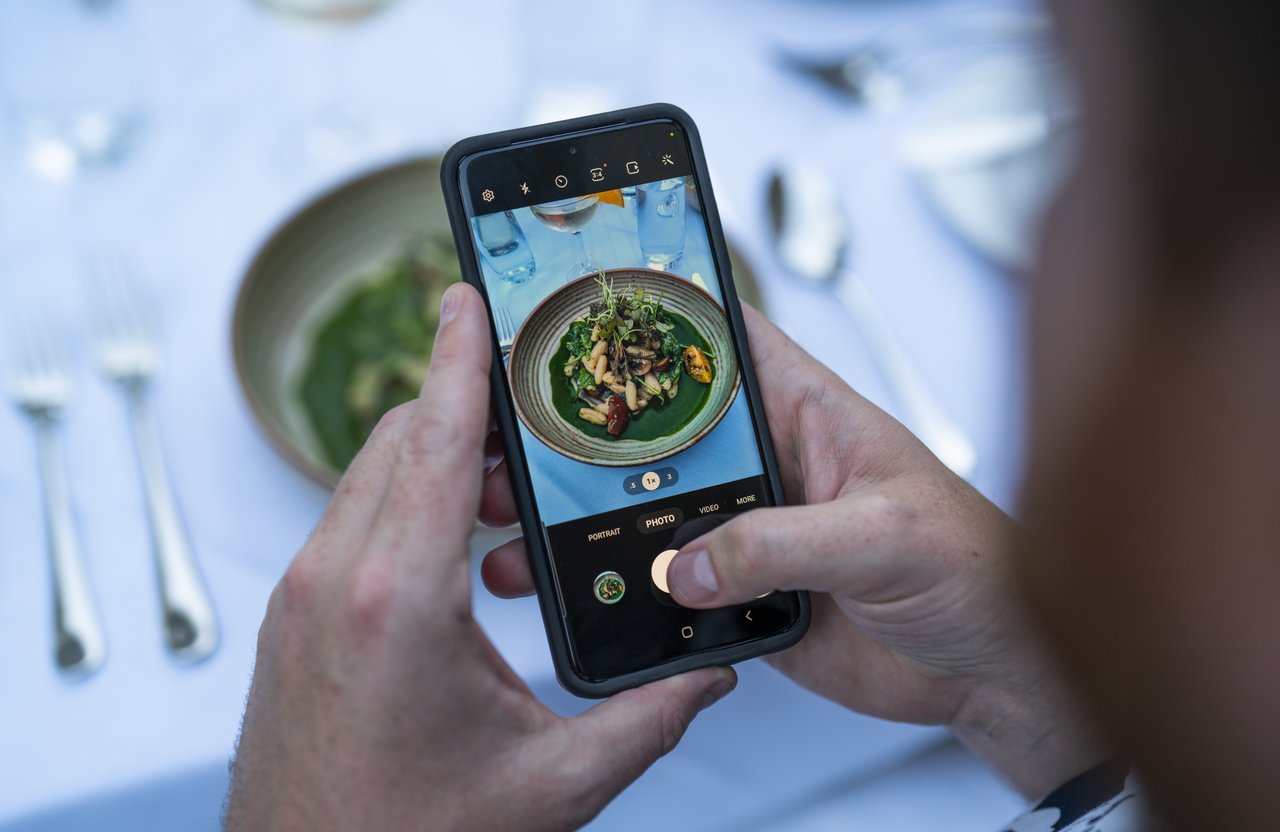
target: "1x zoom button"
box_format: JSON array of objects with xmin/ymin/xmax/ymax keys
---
[
  {"xmin": 637, "ymin": 507, "xmax": 684, "ymax": 534},
  {"xmin": 622, "ymin": 467, "xmax": 679, "ymax": 495}
]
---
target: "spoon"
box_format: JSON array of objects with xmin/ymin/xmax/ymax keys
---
[{"xmin": 767, "ymin": 163, "xmax": 978, "ymax": 479}]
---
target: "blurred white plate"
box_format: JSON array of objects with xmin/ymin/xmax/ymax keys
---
[{"xmin": 900, "ymin": 50, "xmax": 1075, "ymax": 272}]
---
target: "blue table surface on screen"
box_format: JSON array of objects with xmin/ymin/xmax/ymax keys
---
[
  {"xmin": 478, "ymin": 197, "xmax": 762, "ymax": 526},
  {"xmin": 482, "ymin": 199, "xmax": 719, "ymax": 320}
]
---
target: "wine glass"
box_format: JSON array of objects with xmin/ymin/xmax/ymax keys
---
[
  {"xmin": 254, "ymin": 0, "xmax": 394, "ymax": 20},
  {"xmin": 530, "ymin": 195, "xmax": 601, "ymax": 280},
  {"xmin": 250, "ymin": 0, "xmax": 401, "ymax": 168}
]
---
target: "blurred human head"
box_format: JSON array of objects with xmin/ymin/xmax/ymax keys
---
[{"xmin": 1019, "ymin": 1, "xmax": 1280, "ymax": 828}]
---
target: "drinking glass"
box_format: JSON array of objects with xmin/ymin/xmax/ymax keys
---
[
  {"xmin": 255, "ymin": 0, "xmax": 393, "ymax": 19},
  {"xmin": 474, "ymin": 210, "xmax": 536, "ymax": 283},
  {"xmin": 251, "ymin": 0, "xmax": 400, "ymax": 167},
  {"xmin": 637, "ymin": 177, "xmax": 687, "ymax": 270},
  {"xmin": 0, "ymin": 0, "xmax": 146, "ymax": 182},
  {"xmin": 530, "ymin": 195, "xmax": 600, "ymax": 280}
]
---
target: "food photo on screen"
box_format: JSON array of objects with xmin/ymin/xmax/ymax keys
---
[{"xmin": 468, "ymin": 176, "xmax": 764, "ymax": 529}]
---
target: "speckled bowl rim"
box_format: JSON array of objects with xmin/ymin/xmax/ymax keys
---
[{"xmin": 231, "ymin": 156, "xmax": 444, "ymax": 490}]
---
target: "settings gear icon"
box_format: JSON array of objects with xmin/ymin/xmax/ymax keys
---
[{"xmin": 481, "ymin": 188, "xmax": 495, "ymax": 203}]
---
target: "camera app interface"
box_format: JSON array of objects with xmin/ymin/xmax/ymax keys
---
[{"xmin": 461, "ymin": 121, "xmax": 801, "ymax": 680}]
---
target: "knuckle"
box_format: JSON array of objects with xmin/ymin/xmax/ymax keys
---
[
  {"xmin": 258, "ymin": 584, "xmax": 286, "ymax": 648},
  {"xmin": 432, "ymin": 315, "xmax": 487, "ymax": 374},
  {"xmin": 856, "ymin": 492, "xmax": 915, "ymax": 547},
  {"xmin": 397, "ymin": 407, "xmax": 465, "ymax": 471},
  {"xmin": 656, "ymin": 697, "xmax": 690, "ymax": 757},
  {"xmin": 344, "ymin": 557, "xmax": 401, "ymax": 640},
  {"xmin": 278, "ymin": 552, "xmax": 322, "ymax": 614},
  {"xmin": 371, "ymin": 401, "xmax": 415, "ymax": 437}
]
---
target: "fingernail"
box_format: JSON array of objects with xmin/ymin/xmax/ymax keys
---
[
  {"xmin": 699, "ymin": 668, "xmax": 736, "ymax": 710},
  {"xmin": 669, "ymin": 548, "xmax": 718, "ymax": 604},
  {"xmin": 439, "ymin": 283, "xmax": 464, "ymax": 325}
]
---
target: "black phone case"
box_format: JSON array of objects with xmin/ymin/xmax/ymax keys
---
[{"xmin": 441, "ymin": 103, "xmax": 810, "ymax": 698}]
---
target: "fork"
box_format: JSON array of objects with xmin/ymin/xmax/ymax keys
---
[
  {"xmin": 3, "ymin": 307, "xmax": 107, "ymax": 677},
  {"xmin": 84, "ymin": 251, "xmax": 218, "ymax": 664},
  {"xmin": 494, "ymin": 305, "xmax": 516, "ymax": 358}
]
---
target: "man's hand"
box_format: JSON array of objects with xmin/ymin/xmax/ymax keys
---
[
  {"xmin": 481, "ymin": 304, "xmax": 1105, "ymax": 799},
  {"xmin": 225, "ymin": 283, "xmax": 735, "ymax": 832}
]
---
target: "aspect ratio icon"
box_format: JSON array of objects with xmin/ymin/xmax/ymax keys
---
[
  {"xmin": 590, "ymin": 167, "xmax": 604, "ymax": 182},
  {"xmin": 625, "ymin": 161, "xmax": 639, "ymax": 175},
  {"xmin": 554, "ymin": 174, "xmax": 568, "ymax": 188}
]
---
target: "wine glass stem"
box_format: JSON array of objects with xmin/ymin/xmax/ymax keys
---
[{"xmin": 573, "ymin": 230, "xmax": 590, "ymax": 271}]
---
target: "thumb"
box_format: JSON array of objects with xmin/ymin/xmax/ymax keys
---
[
  {"xmin": 560, "ymin": 666, "xmax": 736, "ymax": 814},
  {"xmin": 365, "ymin": 281, "xmax": 492, "ymax": 560},
  {"xmin": 666, "ymin": 499, "xmax": 902, "ymax": 607}
]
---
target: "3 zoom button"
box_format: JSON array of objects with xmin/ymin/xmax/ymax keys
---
[{"xmin": 637, "ymin": 507, "xmax": 684, "ymax": 534}]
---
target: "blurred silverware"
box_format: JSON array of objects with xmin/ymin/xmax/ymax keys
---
[
  {"xmin": 767, "ymin": 163, "xmax": 978, "ymax": 479},
  {"xmin": 2, "ymin": 306, "xmax": 107, "ymax": 677},
  {"xmin": 84, "ymin": 251, "xmax": 218, "ymax": 664},
  {"xmin": 494, "ymin": 304, "xmax": 516, "ymax": 358},
  {"xmin": 777, "ymin": 44, "xmax": 900, "ymax": 106},
  {"xmin": 778, "ymin": 12, "xmax": 1051, "ymax": 108},
  {"xmin": 899, "ymin": 109, "xmax": 1078, "ymax": 172}
]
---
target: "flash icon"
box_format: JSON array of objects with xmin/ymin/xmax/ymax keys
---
[{"xmin": 520, "ymin": 182, "xmax": 530, "ymax": 195}]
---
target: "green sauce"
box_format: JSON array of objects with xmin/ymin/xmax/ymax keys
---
[
  {"xmin": 548, "ymin": 310, "xmax": 713, "ymax": 443},
  {"xmin": 299, "ymin": 241, "xmax": 456, "ymax": 472}
]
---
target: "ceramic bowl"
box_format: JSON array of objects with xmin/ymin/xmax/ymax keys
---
[
  {"xmin": 507, "ymin": 268, "xmax": 740, "ymax": 467},
  {"xmin": 232, "ymin": 157, "xmax": 453, "ymax": 487}
]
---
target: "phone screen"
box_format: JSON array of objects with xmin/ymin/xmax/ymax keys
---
[{"xmin": 458, "ymin": 119, "xmax": 802, "ymax": 681}]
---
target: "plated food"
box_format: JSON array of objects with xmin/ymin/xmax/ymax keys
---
[
  {"xmin": 298, "ymin": 237, "xmax": 458, "ymax": 472},
  {"xmin": 507, "ymin": 268, "xmax": 740, "ymax": 468},
  {"xmin": 562, "ymin": 276, "xmax": 715, "ymax": 438},
  {"xmin": 233, "ymin": 157, "xmax": 457, "ymax": 487}
]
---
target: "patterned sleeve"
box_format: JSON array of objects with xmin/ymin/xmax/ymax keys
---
[{"xmin": 1000, "ymin": 761, "xmax": 1146, "ymax": 832}]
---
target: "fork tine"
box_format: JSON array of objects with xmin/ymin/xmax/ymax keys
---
[
  {"xmin": 84, "ymin": 247, "xmax": 157, "ymax": 346},
  {"xmin": 116, "ymin": 255, "xmax": 155, "ymax": 340},
  {"xmin": 25, "ymin": 309, "xmax": 52, "ymax": 380},
  {"xmin": 3, "ymin": 310, "xmax": 35, "ymax": 382},
  {"xmin": 10, "ymin": 302, "xmax": 59, "ymax": 383},
  {"xmin": 101, "ymin": 250, "xmax": 132, "ymax": 339},
  {"xmin": 86, "ymin": 249, "xmax": 125, "ymax": 337},
  {"xmin": 81, "ymin": 250, "xmax": 116, "ymax": 344}
]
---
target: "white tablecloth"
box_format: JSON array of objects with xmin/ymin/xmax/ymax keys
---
[{"xmin": 0, "ymin": 0, "xmax": 1032, "ymax": 828}]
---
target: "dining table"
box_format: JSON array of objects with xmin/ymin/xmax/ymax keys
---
[{"xmin": 0, "ymin": 0, "xmax": 1040, "ymax": 829}]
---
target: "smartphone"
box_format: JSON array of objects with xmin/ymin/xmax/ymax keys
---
[{"xmin": 442, "ymin": 104, "xmax": 809, "ymax": 697}]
